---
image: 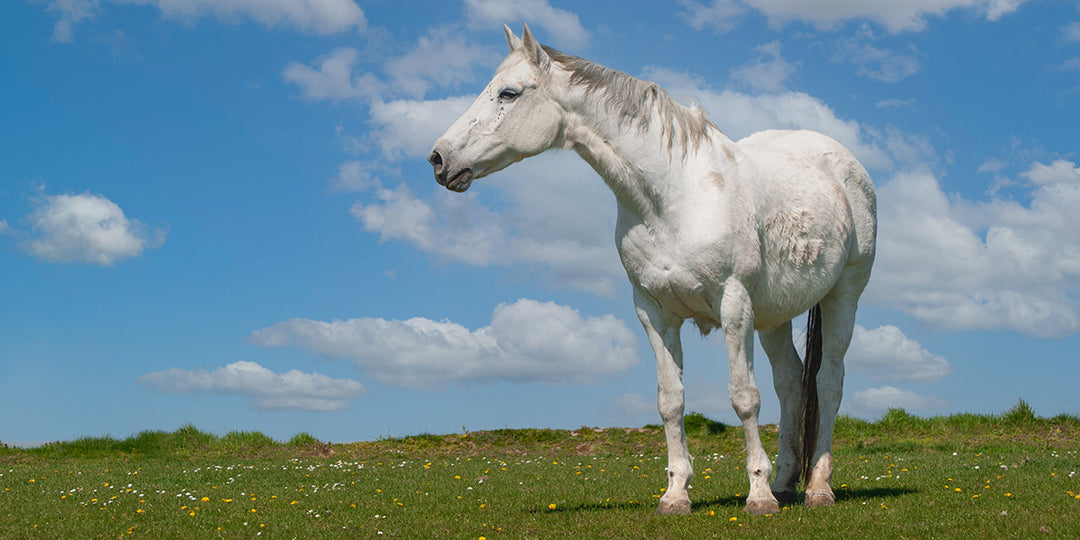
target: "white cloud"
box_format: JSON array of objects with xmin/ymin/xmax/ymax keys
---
[
  {"xmin": 20, "ymin": 191, "xmax": 166, "ymax": 265},
  {"xmin": 740, "ymin": 0, "xmax": 1029, "ymax": 33},
  {"xmin": 729, "ymin": 41, "xmax": 796, "ymax": 91},
  {"xmin": 330, "ymin": 160, "xmax": 388, "ymax": 192},
  {"xmin": 384, "ymin": 27, "xmax": 503, "ymax": 99},
  {"xmin": 868, "ymin": 162, "xmax": 1080, "ymax": 337},
  {"xmin": 0, "ymin": 219, "xmax": 10, "ymax": 235},
  {"xmin": 137, "ymin": 361, "xmax": 365, "ymax": 412},
  {"xmin": 464, "ymin": 0, "xmax": 589, "ymax": 50},
  {"xmin": 646, "ymin": 66, "xmax": 893, "ymax": 170},
  {"xmin": 846, "ymin": 325, "xmax": 952, "ymax": 383},
  {"xmin": 678, "ymin": 0, "xmax": 745, "ymax": 34},
  {"xmin": 115, "ymin": 0, "xmax": 366, "ymax": 34},
  {"xmin": 1019, "ymin": 159, "xmax": 1080, "ymax": 185},
  {"xmin": 833, "ymin": 27, "xmax": 921, "ymax": 82},
  {"xmin": 249, "ymin": 298, "xmax": 640, "ymax": 389},
  {"xmin": 1065, "ymin": 22, "xmax": 1080, "ymax": 42},
  {"xmin": 844, "ymin": 386, "xmax": 949, "ymax": 417},
  {"xmin": 282, "ymin": 48, "xmax": 382, "ymax": 102},
  {"xmin": 352, "ymin": 153, "xmax": 622, "ymax": 296},
  {"xmin": 367, "ymin": 96, "xmax": 476, "ymax": 160},
  {"xmin": 47, "ymin": 0, "xmax": 99, "ymax": 43},
  {"xmin": 45, "ymin": 0, "xmax": 365, "ymax": 40}
]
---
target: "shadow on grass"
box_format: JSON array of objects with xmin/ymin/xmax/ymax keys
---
[
  {"xmin": 528, "ymin": 486, "xmax": 918, "ymax": 515},
  {"xmin": 693, "ymin": 486, "xmax": 918, "ymax": 511}
]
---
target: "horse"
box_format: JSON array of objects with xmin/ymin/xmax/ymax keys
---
[{"xmin": 428, "ymin": 24, "xmax": 876, "ymax": 516}]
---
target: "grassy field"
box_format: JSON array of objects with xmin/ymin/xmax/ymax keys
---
[{"xmin": 2, "ymin": 402, "xmax": 1078, "ymax": 539}]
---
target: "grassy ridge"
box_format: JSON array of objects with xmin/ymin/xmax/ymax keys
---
[{"xmin": 2, "ymin": 402, "xmax": 1079, "ymax": 538}]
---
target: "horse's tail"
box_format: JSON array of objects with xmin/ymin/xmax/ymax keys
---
[{"xmin": 800, "ymin": 304, "xmax": 823, "ymax": 486}]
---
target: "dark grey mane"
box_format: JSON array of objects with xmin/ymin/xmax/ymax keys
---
[{"xmin": 543, "ymin": 45, "xmax": 716, "ymax": 159}]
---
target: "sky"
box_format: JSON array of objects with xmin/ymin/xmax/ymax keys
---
[{"xmin": 1, "ymin": 0, "xmax": 1079, "ymax": 445}]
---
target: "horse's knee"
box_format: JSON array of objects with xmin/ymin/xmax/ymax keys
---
[{"xmin": 730, "ymin": 387, "xmax": 761, "ymax": 421}]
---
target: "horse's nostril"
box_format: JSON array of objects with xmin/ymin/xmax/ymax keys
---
[{"xmin": 428, "ymin": 150, "xmax": 443, "ymax": 170}]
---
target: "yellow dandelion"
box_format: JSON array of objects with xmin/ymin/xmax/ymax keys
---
[
  {"xmin": 707, "ymin": 510, "xmax": 715, "ymax": 516},
  {"xmin": 1005, "ymin": 493, "xmax": 1012, "ymax": 497},
  {"xmin": 188, "ymin": 511, "xmax": 195, "ymax": 517},
  {"xmin": 201, "ymin": 497, "xmax": 209, "ymax": 502},
  {"xmin": 136, "ymin": 509, "xmax": 144, "ymax": 514},
  {"xmin": 223, "ymin": 499, "xmax": 233, "ymax": 503},
  {"xmin": 250, "ymin": 508, "xmax": 257, "ymax": 513},
  {"xmin": 549, "ymin": 503, "xmax": 557, "ymax": 510},
  {"xmin": 290, "ymin": 501, "xmax": 299, "ymax": 505},
  {"xmin": 729, "ymin": 517, "xmax": 738, "ymax": 522},
  {"xmin": 955, "ymin": 488, "xmax": 962, "ymax": 492}
]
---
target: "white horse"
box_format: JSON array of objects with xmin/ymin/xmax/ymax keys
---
[{"xmin": 428, "ymin": 24, "xmax": 876, "ymax": 516}]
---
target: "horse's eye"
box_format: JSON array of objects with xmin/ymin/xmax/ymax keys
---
[{"xmin": 498, "ymin": 88, "xmax": 520, "ymax": 101}]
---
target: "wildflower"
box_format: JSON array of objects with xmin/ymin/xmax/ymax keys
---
[
  {"xmin": 549, "ymin": 503, "xmax": 557, "ymax": 510},
  {"xmin": 707, "ymin": 510, "xmax": 715, "ymax": 516},
  {"xmin": 729, "ymin": 517, "xmax": 738, "ymax": 522},
  {"xmin": 201, "ymin": 497, "xmax": 209, "ymax": 502}
]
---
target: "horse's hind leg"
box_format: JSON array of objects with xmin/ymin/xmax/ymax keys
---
[
  {"xmin": 758, "ymin": 321, "xmax": 803, "ymax": 504},
  {"xmin": 805, "ymin": 280, "xmax": 865, "ymax": 508}
]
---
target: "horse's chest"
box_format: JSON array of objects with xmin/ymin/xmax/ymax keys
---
[{"xmin": 617, "ymin": 224, "xmax": 731, "ymax": 323}]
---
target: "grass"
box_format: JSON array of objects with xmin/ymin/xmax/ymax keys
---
[{"xmin": 2, "ymin": 402, "xmax": 1078, "ymax": 538}]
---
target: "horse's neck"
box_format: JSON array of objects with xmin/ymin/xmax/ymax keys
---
[{"xmin": 562, "ymin": 102, "xmax": 734, "ymax": 224}]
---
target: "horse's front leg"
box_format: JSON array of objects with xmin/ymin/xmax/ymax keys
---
[
  {"xmin": 722, "ymin": 280, "xmax": 779, "ymax": 515},
  {"xmin": 633, "ymin": 288, "xmax": 692, "ymax": 515}
]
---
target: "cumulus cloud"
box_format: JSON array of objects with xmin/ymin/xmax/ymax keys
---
[
  {"xmin": 351, "ymin": 154, "xmax": 622, "ymax": 296},
  {"xmin": 115, "ymin": 0, "xmax": 366, "ymax": 34},
  {"xmin": 678, "ymin": 0, "xmax": 745, "ymax": 34},
  {"xmin": 137, "ymin": 361, "xmax": 365, "ymax": 412},
  {"xmin": 282, "ymin": 48, "xmax": 382, "ymax": 102},
  {"xmin": 868, "ymin": 161, "xmax": 1080, "ymax": 337},
  {"xmin": 833, "ymin": 27, "xmax": 921, "ymax": 82},
  {"xmin": 737, "ymin": 0, "xmax": 1028, "ymax": 33},
  {"xmin": 645, "ymin": 66, "xmax": 893, "ymax": 170},
  {"xmin": 0, "ymin": 219, "xmax": 10, "ymax": 235},
  {"xmin": 45, "ymin": 0, "xmax": 365, "ymax": 40},
  {"xmin": 20, "ymin": 191, "xmax": 166, "ymax": 265},
  {"xmin": 47, "ymin": 0, "xmax": 99, "ymax": 43},
  {"xmin": 729, "ymin": 41, "xmax": 796, "ymax": 91},
  {"xmin": 464, "ymin": 0, "xmax": 589, "ymax": 50},
  {"xmin": 383, "ymin": 27, "xmax": 501, "ymax": 99},
  {"xmin": 366, "ymin": 96, "xmax": 477, "ymax": 160},
  {"xmin": 844, "ymin": 386, "xmax": 949, "ymax": 417},
  {"xmin": 846, "ymin": 325, "xmax": 952, "ymax": 383},
  {"xmin": 248, "ymin": 298, "xmax": 641, "ymax": 389}
]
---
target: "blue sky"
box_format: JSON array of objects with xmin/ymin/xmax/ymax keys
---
[{"xmin": 2, "ymin": 0, "xmax": 1079, "ymax": 444}]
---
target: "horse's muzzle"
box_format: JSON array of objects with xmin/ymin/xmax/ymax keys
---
[{"xmin": 428, "ymin": 149, "xmax": 473, "ymax": 192}]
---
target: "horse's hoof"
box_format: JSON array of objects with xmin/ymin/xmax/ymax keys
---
[
  {"xmin": 655, "ymin": 498, "xmax": 692, "ymax": 515},
  {"xmin": 805, "ymin": 490, "xmax": 835, "ymax": 508},
  {"xmin": 744, "ymin": 497, "xmax": 780, "ymax": 516},
  {"xmin": 772, "ymin": 490, "xmax": 797, "ymax": 504}
]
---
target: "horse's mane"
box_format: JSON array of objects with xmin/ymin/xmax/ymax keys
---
[{"xmin": 543, "ymin": 45, "xmax": 716, "ymax": 159}]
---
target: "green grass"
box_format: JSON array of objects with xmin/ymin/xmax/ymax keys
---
[{"xmin": 2, "ymin": 403, "xmax": 1078, "ymax": 538}]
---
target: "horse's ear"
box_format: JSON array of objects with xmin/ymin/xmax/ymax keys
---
[
  {"xmin": 521, "ymin": 23, "xmax": 550, "ymax": 71},
  {"xmin": 504, "ymin": 25, "xmax": 522, "ymax": 52}
]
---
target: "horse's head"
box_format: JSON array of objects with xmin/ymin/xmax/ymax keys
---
[{"xmin": 428, "ymin": 24, "xmax": 563, "ymax": 192}]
